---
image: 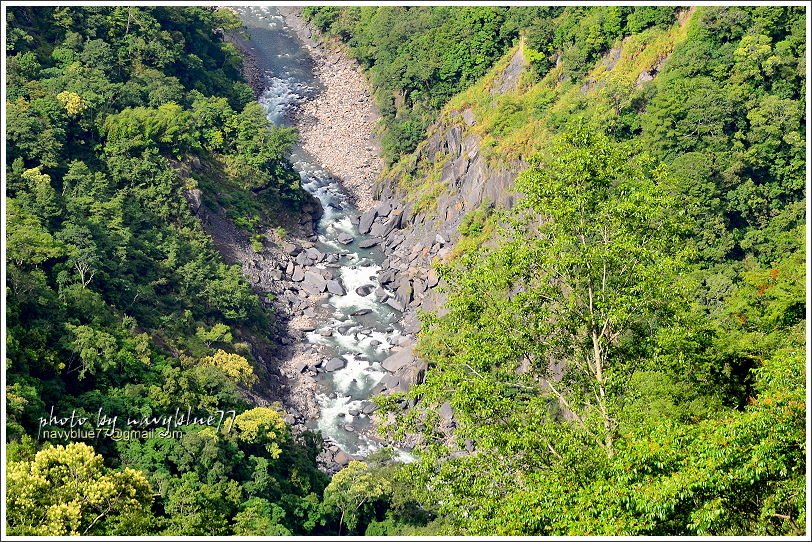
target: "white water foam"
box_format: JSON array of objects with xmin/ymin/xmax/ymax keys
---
[{"xmin": 330, "ymin": 264, "xmax": 382, "ymax": 312}]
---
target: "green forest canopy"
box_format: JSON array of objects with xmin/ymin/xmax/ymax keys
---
[{"xmin": 5, "ymin": 4, "xmax": 807, "ymax": 537}]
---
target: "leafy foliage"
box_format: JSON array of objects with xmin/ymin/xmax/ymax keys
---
[{"xmin": 5, "ymin": 6, "xmax": 328, "ymax": 535}]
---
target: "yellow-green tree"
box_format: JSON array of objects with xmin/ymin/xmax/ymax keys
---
[
  {"xmin": 6, "ymin": 442, "xmax": 152, "ymax": 535},
  {"xmin": 199, "ymin": 349, "xmax": 257, "ymax": 387},
  {"xmin": 323, "ymin": 461, "xmax": 392, "ymax": 534},
  {"xmin": 227, "ymin": 406, "xmax": 287, "ymax": 459}
]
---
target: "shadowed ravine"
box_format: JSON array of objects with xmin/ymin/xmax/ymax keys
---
[{"xmin": 235, "ymin": 6, "xmax": 406, "ymax": 458}]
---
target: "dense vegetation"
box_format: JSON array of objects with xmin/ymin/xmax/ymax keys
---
[
  {"xmin": 303, "ymin": 5, "xmax": 682, "ymax": 162},
  {"xmin": 5, "ymin": 7, "xmax": 331, "ymax": 535},
  {"xmin": 315, "ymin": 5, "xmax": 806, "ymax": 536},
  {"xmin": 4, "ymin": 5, "xmax": 806, "ymax": 537}
]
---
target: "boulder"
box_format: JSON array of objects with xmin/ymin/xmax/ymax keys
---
[
  {"xmin": 337, "ymin": 232, "xmax": 354, "ymax": 245},
  {"xmin": 351, "ymin": 308, "xmax": 372, "ymax": 316},
  {"xmin": 305, "ymin": 247, "xmax": 323, "ymax": 262},
  {"xmin": 375, "ymin": 201, "xmax": 392, "ymax": 217},
  {"xmin": 355, "ymin": 284, "xmax": 375, "ymax": 296},
  {"xmin": 291, "ymin": 267, "xmax": 305, "ymax": 282},
  {"xmin": 184, "ymin": 189, "xmax": 203, "ymax": 215},
  {"xmin": 302, "ymin": 271, "xmax": 327, "ymax": 295},
  {"xmin": 326, "ymin": 279, "xmax": 345, "ymax": 295},
  {"xmin": 386, "ymin": 297, "xmax": 405, "ymax": 312},
  {"xmin": 323, "ymin": 357, "xmax": 347, "ymax": 372},
  {"xmin": 358, "ymin": 209, "xmax": 377, "ymax": 234},
  {"xmin": 295, "ymin": 252, "xmax": 310, "ymax": 266},
  {"xmin": 358, "ymin": 237, "xmax": 381, "ymax": 248},
  {"xmin": 283, "ymin": 242, "xmax": 300, "ymax": 255},
  {"xmin": 334, "ymin": 450, "xmax": 351, "ymax": 465},
  {"xmin": 395, "ymin": 279, "xmax": 413, "ymax": 308},
  {"xmin": 379, "ymin": 373, "xmax": 400, "ymax": 390},
  {"xmin": 379, "ymin": 269, "xmax": 397, "ymax": 285},
  {"xmin": 374, "ymin": 287, "xmax": 389, "ymax": 301},
  {"xmin": 381, "ymin": 346, "xmax": 414, "ymax": 373},
  {"xmin": 426, "ymin": 268, "xmax": 440, "ymax": 288},
  {"xmin": 438, "ymin": 401, "xmax": 454, "ymax": 421},
  {"xmin": 370, "ymin": 215, "xmax": 400, "ymax": 238}
]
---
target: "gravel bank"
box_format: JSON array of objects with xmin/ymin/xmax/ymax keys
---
[{"xmin": 279, "ymin": 7, "xmax": 382, "ymax": 212}]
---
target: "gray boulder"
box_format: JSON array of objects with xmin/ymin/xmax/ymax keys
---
[
  {"xmin": 334, "ymin": 450, "xmax": 351, "ymax": 465},
  {"xmin": 358, "ymin": 237, "xmax": 381, "ymax": 248},
  {"xmin": 381, "ymin": 346, "xmax": 414, "ymax": 373},
  {"xmin": 326, "ymin": 279, "xmax": 345, "ymax": 295},
  {"xmin": 395, "ymin": 279, "xmax": 413, "ymax": 308},
  {"xmin": 358, "ymin": 209, "xmax": 377, "ymax": 234},
  {"xmin": 337, "ymin": 232, "xmax": 354, "ymax": 245},
  {"xmin": 302, "ymin": 271, "xmax": 327, "ymax": 295},
  {"xmin": 355, "ymin": 284, "xmax": 375, "ymax": 296},
  {"xmin": 324, "ymin": 357, "xmax": 347, "ymax": 372}
]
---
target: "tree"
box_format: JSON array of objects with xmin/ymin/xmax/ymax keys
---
[
  {"xmin": 6, "ymin": 443, "xmax": 152, "ymax": 535},
  {"xmin": 232, "ymin": 498, "xmax": 291, "ymax": 535},
  {"xmin": 196, "ymin": 323, "xmax": 233, "ymax": 347},
  {"xmin": 323, "ymin": 461, "xmax": 392, "ymax": 534},
  {"xmin": 198, "ymin": 349, "xmax": 257, "ymax": 387},
  {"xmin": 510, "ymin": 126, "xmax": 691, "ymax": 455}
]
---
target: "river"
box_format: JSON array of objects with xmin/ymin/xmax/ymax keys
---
[{"xmin": 235, "ymin": 6, "xmax": 404, "ymax": 458}]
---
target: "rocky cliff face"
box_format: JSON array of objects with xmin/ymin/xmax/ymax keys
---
[{"xmin": 354, "ymin": 105, "xmax": 525, "ymax": 402}]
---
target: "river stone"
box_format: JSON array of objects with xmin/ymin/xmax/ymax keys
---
[
  {"xmin": 326, "ymin": 279, "xmax": 345, "ymax": 295},
  {"xmin": 302, "ymin": 271, "xmax": 327, "ymax": 295},
  {"xmin": 361, "ymin": 402, "xmax": 378, "ymax": 414},
  {"xmin": 355, "ymin": 284, "xmax": 375, "ymax": 296},
  {"xmin": 337, "ymin": 232, "xmax": 354, "ymax": 245},
  {"xmin": 374, "ymin": 287, "xmax": 389, "ymax": 301},
  {"xmin": 395, "ymin": 279, "xmax": 413, "ymax": 308},
  {"xmin": 293, "ymin": 361, "xmax": 308, "ymax": 374},
  {"xmin": 379, "ymin": 373, "xmax": 400, "ymax": 390},
  {"xmin": 382, "ymin": 346, "xmax": 414, "ymax": 373},
  {"xmin": 386, "ymin": 297, "xmax": 405, "ymax": 312},
  {"xmin": 324, "ymin": 357, "xmax": 347, "ymax": 372},
  {"xmin": 334, "ymin": 450, "xmax": 351, "ymax": 465},
  {"xmin": 305, "ymin": 247, "xmax": 323, "ymax": 262},
  {"xmin": 379, "ymin": 269, "xmax": 397, "ymax": 285},
  {"xmin": 375, "ymin": 201, "xmax": 392, "ymax": 217},
  {"xmin": 348, "ymin": 407, "xmax": 360, "ymax": 416},
  {"xmin": 295, "ymin": 252, "xmax": 310, "ymax": 266},
  {"xmin": 283, "ymin": 242, "xmax": 300, "ymax": 255},
  {"xmin": 358, "ymin": 237, "xmax": 381, "ymax": 248},
  {"xmin": 358, "ymin": 209, "xmax": 377, "ymax": 234},
  {"xmin": 351, "ymin": 308, "xmax": 372, "ymax": 316},
  {"xmin": 370, "ymin": 216, "xmax": 398, "ymax": 238},
  {"xmin": 298, "ymin": 320, "xmax": 317, "ymax": 332}
]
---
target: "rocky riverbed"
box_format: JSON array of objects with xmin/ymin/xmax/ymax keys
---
[
  {"xmin": 278, "ymin": 7, "xmax": 382, "ymax": 213},
  {"xmin": 201, "ymin": 6, "xmax": 523, "ymax": 473}
]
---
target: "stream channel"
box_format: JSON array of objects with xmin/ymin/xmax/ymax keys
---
[{"xmin": 236, "ymin": 6, "xmax": 404, "ymax": 458}]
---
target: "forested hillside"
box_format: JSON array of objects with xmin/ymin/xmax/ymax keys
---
[
  {"xmin": 4, "ymin": 4, "xmax": 807, "ymax": 538},
  {"xmin": 5, "ymin": 7, "xmax": 328, "ymax": 535},
  {"xmin": 306, "ymin": 5, "xmax": 807, "ymax": 536}
]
